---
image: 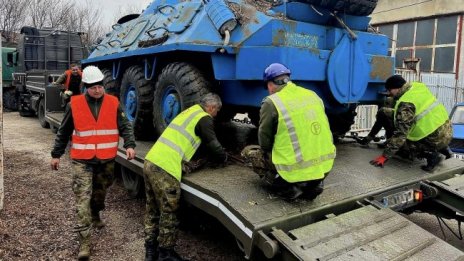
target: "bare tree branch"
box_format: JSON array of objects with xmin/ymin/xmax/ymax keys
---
[{"xmin": 0, "ymin": 0, "xmax": 31, "ymax": 42}]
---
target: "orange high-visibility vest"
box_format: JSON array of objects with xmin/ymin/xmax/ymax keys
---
[
  {"xmin": 70, "ymin": 95, "xmax": 119, "ymax": 160},
  {"xmin": 64, "ymin": 69, "xmax": 82, "ymax": 90}
]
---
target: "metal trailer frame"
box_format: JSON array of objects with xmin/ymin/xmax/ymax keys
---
[{"xmin": 116, "ymin": 140, "xmax": 464, "ymax": 260}]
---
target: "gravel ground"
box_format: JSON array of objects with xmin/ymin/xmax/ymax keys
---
[
  {"xmin": 1, "ymin": 112, "xmax": 463, "ymax": 261},
  {"xmin": 0, "ymin": 112, "xmax": 245, "ymax": 261}
]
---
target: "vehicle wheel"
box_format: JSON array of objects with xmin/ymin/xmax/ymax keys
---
[
  {"xmin": 304, "ymin": 0, "xmax": 378, "ymax": 16},
  {"xmin": 153, "ymin": 62, "xmax": 211, "ymax": 136},
  {"xmin": 101, "ymin": 68, "xmax": 120, "ymax": 99},
  {"xmin": 38, "ymin": 99, "xmax": 50, "ymax": 128},
  {"xmin": 120, "ymin": 66, "xmax": 154, "ymax": 140},
  {"xmin": 3, "ymin": 88, "xmax": 18, "ymax": 111},
  {"xmin": 121, "ymin": 166, "xmax": 145, "ymax": 198}
]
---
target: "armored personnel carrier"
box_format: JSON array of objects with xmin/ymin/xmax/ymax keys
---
[{"xmin": 82, "ymin": 0, "xmax": 393, "ymax": 139}]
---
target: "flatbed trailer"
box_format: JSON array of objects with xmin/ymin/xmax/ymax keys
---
[{"xmin": 116, "ymin": 140, "xmax": 464, "ymax": 260}]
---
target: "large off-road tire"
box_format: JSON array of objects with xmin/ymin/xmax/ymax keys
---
[
  {"xmin": 301, "ymin": 0, "xmax": 378, "ymax": 16},
  {"xmin": 101, "ymin": 68, "xmax": 120, "ymax": 99},
  {"xmin": 152, "ymin": 62, "xmax": 211, "ymax": 136},
  {"xmin": 121, "ymin": 166, "xmax": 145, "ymax": 198},
  {"xmin": 38, "ymin": 99, "xmax": 50, "ymax": 128},
  {"xmin": 120, "ymin": 66, "xmax": 154, "ymax": 140},
  {"xmin": 3, "ymin": 88, "xmax": 18, "ymax": 111}
]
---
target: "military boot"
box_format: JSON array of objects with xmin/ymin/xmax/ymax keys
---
[
  {"xmin": 91, "ymin": 212, "xmax": 105, "ymax": 229},
  {"xmin": 144, "ymin": 240, "xmax": 158, "ymax": 261},
  {"xmin": 421, "ymin": 152, "xmax": 443, "ymax": 172},
  {"xmin": 77, "ymin": 229, "xmax": 91, "ymax": 260},
  {"xmin": 439, "ymin": 147, "xmax": 452, "ymax": 159},
  {"xmin": 158, "ymin": 247, "xmax": 187, "ymax": 261}
]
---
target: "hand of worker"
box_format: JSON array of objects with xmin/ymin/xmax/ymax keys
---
[
  {"xmin": 50, "ymin": 158, "xmax": 60, "ymax": 170},
  {"xmin": 126, "ymin": 148, "xmax": 135, "ymax": 160},
  {"xmin": 370, "ymin": 155, "xmax": 388, "ymax": 168}
]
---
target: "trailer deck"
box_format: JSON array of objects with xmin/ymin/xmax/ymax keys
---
[{"xmin": 116, "ymin": 140, "xmax": 464, "ymax": 260}]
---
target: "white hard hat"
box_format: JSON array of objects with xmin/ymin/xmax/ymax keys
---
[{"xmin": 82, "ymin": 65, "xmax": 104, "ymax": 84}]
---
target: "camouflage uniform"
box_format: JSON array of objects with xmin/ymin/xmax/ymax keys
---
[
  {"xmin": 383, "ymin": 83, "xmax": 452, "ymax": 159},
  {"xmin": 72, "ymin": 161, "xmax": 115, "ymax": 233},
  {"xmin": 143, "ymin": 161, "xmax": 180, "ymax": 248},
  {"xmin": 51, "ymin": 93, "xmax": 136, "ymax": 258}
]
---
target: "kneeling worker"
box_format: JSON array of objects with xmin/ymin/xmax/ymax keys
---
[{"xmin": 242, "ymin": 63, "xmax": 336, "ymax": 200}]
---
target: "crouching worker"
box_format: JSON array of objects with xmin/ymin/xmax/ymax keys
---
[
  {"xmin": 370, "ymin": 75, "xmax": 452, "ymax": 171},
  {"xmin": 50, "ymin": 66, "xmax": 136, "ymax": 260},
  {"xmin": 242, "ymin": 63, "xmax": 336, "ymax": 200},
  {"xmin": 143, "ymin": 93, "xmax": 227, "ymax": 261}
]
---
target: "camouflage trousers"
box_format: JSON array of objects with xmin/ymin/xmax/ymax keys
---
[
  {"xmin": 143, "ymin": 161, "xmax": 180, "ymax": 248},
  {"xmin": 388, "ymin": 120, "xmax": 453, "ymax": 158},
  {"xmin": 71, "ymin": 161, "xmax": 115, "ymax": 232},
  {"xmin": 241, "ymin": 145, "xmax": 325, "ymax": 192},
  {"xmin": 368, "ymin": 107, "xmax": 395, "ymax": 139}
]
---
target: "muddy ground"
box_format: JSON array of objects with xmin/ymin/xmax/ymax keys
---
[
  {"xmin": 0, "ymin": 112, "xmax": 245, "ymax": 261},
  {"xmin": 1, "ymin": 111, "xmax": 463, "ymax": 261}
]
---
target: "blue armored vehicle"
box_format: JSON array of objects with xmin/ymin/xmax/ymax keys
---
[{"xmin": 82, "ymin": 0, "xmax": 393, "ymax": 140}]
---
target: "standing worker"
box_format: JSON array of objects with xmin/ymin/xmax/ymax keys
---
[
  {"xmin": 53, "ymin": 63, "xmax": 83, "ymax": 106},
  {"xmin": 50, "ymin": 66, "xmax": 136, "ymax": 260},
  {"xmin": 242, "ymin": 63, "xmax": 336, "ymax": 200},
  {"xmin": 370, "ymin": 75, "xmax": 452, "ymax": 171},
  {"xmin": 143, "ymin": 93, "xmax": 227, "ymax": 261}
]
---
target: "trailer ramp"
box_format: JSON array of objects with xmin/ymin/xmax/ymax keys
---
[{"xmin": 271, "ymin": 205, "xmax": 464, "ymax": 261}]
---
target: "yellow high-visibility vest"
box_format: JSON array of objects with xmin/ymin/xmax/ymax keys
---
[
  {"xmin": 394, "ymin": 82, "xmax": 448, "ymax": 141},
  {"xmin": 269, "ymin": 82, "xmax": 336, "ymax": 183},
  {"xmin": 145, "ymin": 105, "xmax": 209, "ymax": 181}
]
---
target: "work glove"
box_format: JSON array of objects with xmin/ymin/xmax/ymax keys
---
[{"xmin": 370, "ymin": 155, "xmax": 388, "ymax": 168}]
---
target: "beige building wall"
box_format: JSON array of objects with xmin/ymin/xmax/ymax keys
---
[{"xmin": 371, "ymin": 0, "xmax": 464, "ymax": 24}]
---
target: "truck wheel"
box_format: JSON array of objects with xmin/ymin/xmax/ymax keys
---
[
  {"xmin": 38, "ymin": 99, "xmax": 50, "ymax": 128},
  {"xmin": 304, "ymin": 0, "xmax": 378, "ymax": 16},
  {"xmin": 153, "ymin": 62, "xmax": 211, "ymax": 136},
  {"xmin": 121, "ymin": 166, "xmax": 145, "ymax": 198},
  {"xmin": 120, "ymin": 66, "xmax": 154, "ymax": 140},
  {"xmin": 3, "ymin": 88, "xmax": 18, "ymax": 111},
  {"xmin": 102, "ymin": 68, "xmax": 120, "ymax": 99}
]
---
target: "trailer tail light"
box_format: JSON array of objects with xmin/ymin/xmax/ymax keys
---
[{"xmin": 414, "ymin": 190, "xmax": 423, "ymax": 202}]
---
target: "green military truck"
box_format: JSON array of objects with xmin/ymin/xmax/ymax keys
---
[
  {"xmin": 2, "ymin": 46, "xmax": 18, "ymax": 111},
  {"xmin": 8, "ymin": 26, "xmax": 85, "ymax": 128}
]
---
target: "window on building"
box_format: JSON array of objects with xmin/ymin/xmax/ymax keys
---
[
  {"xmin": 436, "ymin": 16, "xmax": 457, "ymax": 44},
  {"xmin": 415, "ymin": 48, "xmax": 432, "ymax": 72},
  {"xmin": 377, "ymin": 15, "xmax": 458, "ymax": 73},
  {"xmin": 378, "ymin": 24, "xmax": 394, "ymax": 48},
  {"xmin": 416, "ymin": 20, "xmax": 434, "ymax": 46}
]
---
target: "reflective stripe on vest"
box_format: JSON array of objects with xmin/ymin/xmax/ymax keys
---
[
  {"xmin": 145, "ymin": 105, "xmax": 208, "ymax": 181},
  {"xmin": 70, "ymin": 95, "xmax": 119, "ymax": 160},
  {"xmin": 394, "ymin": 82, "xmax": 448, "ymax": 141},
  {"xmin": 269, "ymin": 82, "xmax": 336, "ymax": 183}
]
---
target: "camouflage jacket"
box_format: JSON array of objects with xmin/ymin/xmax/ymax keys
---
[{"xmin": 384, "ymin": 83, "xmax": 450, "ymax": 158}]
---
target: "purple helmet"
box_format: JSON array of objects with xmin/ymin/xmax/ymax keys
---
[{"xmin": 263, "ymin": 63, "xmax": 291, "ymax": 82}]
